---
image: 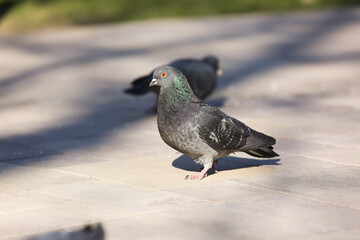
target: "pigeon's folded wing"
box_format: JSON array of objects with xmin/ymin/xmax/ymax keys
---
[{"xmin": 197, "ymin": 108, "xmax": 250, "ymax": 150}]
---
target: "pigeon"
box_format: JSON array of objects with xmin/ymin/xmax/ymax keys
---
[
  {"xmin": 26, "ymin": 223, "xmax": 104, "ymax": 240},
  {"xmin": 150, "ymin": 66, "xmax": 279, "ymax": 180},
  {"xmin": 125, "ymin": 56, "xmax": 221, "ymax": 103}
]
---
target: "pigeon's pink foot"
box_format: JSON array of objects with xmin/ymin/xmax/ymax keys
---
[{"xmin": 185, "ymin": 169, "xmax": 208, "ymax": 180}]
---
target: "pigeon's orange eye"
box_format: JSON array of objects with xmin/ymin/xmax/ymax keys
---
[{"xmin": 161, "ymin": 72, "xmax": 166, "ymax": 77}]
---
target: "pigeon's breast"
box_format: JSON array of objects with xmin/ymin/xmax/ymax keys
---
[{"xmin": 158, "ymin": 112, "xmax": 217, "ymax": 160}]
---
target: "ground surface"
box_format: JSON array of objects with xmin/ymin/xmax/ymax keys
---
[{"xmin": 0, "ymin": 9, "xmax": 359, "ymax": 240}]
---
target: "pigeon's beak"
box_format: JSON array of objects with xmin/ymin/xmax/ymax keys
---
[
  {"xmin": 149, "ymin": 78, "xmax": 158, "ymax": 87},
  {"xmin": 216, "ymin": 69, "xmax": 223, "ymax": 76}
]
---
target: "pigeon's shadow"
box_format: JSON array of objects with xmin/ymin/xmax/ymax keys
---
[
  {"xmin": 204, "ymin": 96, "xmax": 227, "ymax": 108},
  {"xmin": 172, "ymin": 155, "xmax": 280, "ymax": 173}
]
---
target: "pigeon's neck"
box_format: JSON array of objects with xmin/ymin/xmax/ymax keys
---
[
  {"xmin": 173, "ymin": 76, "xmax": 193, "ymax": 103},
  {"xmin": 160, "ymin": 76, "xmax": 197, "ymax": 110}
]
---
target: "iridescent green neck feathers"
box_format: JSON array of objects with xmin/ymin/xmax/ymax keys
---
[{"xmin": 161, "ymin": 75, "xmax": 194, "ymax": 109}]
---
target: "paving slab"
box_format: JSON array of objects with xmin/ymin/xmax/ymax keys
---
[
  {"xmin": 152, "ymin": 194, "xmax": 360, "ymax": 240},
  {"xmin": 0, "ymin": 202, "xmax": 127, "ymax": 240},
  {"xmin": 103, "ymin": 215, "xmax": 194, "ymax": 240},
  {"xmin": 231, "ymin": 154, "xmax": 360, "ymax": 209},
  {"xmin": 0, "ymin": 190, "xmax": 74, "ymax": 214},
  {"xmin": 294, "ymin": 229, "xmax": 360, "ymax": 240},
  {"xmin": 0, "ymin": 8, "xmax": 359, "ymax": 240},
  {"xmin": 36, "ymin": 180, "xmax": 206, "ymax": 213},
  {"xmin": 0, "ymin": 162, "xmax": 89, "ymax": 193}
]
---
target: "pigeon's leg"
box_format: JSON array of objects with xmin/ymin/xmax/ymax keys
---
[
  {"xmin": 185, "ymin": 162, "xmax": 212, "ymax": 180},
  {"xmin": 200, "ymin": 159, "xmax": 218, "ymax": 173},
  {"xmin": 212, "ymin": 159, "xmax": 219, "ymax": 173}
]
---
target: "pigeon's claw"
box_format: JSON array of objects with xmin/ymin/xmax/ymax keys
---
[
  {"xmin": 185, "ymin": 169, "xmax": 208, "ymax": 180},
  {"xmin": 199, "ymin": 171, "xmax": 208, "ymax": 180}
]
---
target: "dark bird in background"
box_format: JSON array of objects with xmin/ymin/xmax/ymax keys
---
[
  {"xmin": 150, "ymin": 66, "xmax": 279, "ymax": 180},
  {"xmin": 26, "ymin": 223, "xmax": 104, "ymax": 240},
  {"xmin": 125, "ymin": 56, "xmax": 222, "ymax": 110}
]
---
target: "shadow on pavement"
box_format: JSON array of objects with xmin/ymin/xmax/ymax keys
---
[{"xmin": 172, "ymin": 154, "xmax": 280, "ymax": 173}]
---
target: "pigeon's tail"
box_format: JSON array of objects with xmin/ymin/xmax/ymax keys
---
[
  {"xmin": 124, "ymin": 74, "xmax": 153, "ymax": 96},
  {"xmin": 242, "ymin": 128, "xmax": 279, "ymax": 158},
  {"xmin": 124, "ymin": 86, "xmax": 148, "ymax": 95},
  {"xmin": 245, "ymin": 146, "xmax": 279, "ymax": 158}
]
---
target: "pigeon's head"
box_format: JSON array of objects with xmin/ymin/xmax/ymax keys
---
[
  {"xmin": 203, "ymin": 55, "xmax": 222, "ymax": 76},
  {"xmin": 150, "ymin": 65, "xmax": 187, "ymax": 89}
]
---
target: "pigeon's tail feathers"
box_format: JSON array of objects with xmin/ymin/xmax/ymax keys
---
[
  {"xmin": 245, "ymin": 146, "xmax": 279, "ymax": 158},
  {"xmin": 240, "ymin": 128, "xmax": 278, "ymax": 158},
  {"xmin": 244, "ymin": 129, "xmax": 276, "ymax": 149},
  {"xmin": 124, "ymin": 86, "xmax": 148, "ymax": 95},
  {"xmin": 124, "ymin": 74, "xmax": 153, "ymax": 95}
]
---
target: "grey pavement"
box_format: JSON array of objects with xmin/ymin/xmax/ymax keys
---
[{"xmin": 0, "ymin": 8, "xmax": 360, "ymax": 240}]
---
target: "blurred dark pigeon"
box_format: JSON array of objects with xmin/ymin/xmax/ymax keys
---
[
  {"xmin": 125, "ymin": 56, "xmax": 221, "ymax": 108},
  {"xmin": 150, "ymin": 66, "xmax": 279, "ymax": 180},
  {"xmin": 26, "ymin": 223, "xmax": 104, "ymax": 240}
]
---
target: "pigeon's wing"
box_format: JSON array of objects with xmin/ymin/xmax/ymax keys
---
[{"xmin": 197, "ymin": 106, "xmax": 250, "ymax": 150}]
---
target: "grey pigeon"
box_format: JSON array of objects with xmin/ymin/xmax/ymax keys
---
[
  {"xmin": 125, "ymin": 56, "xmax": 221, "ymax": 103},
  {"xmin": 150, "ymin": 66, "xmax": 279, "ymax": 180}
]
